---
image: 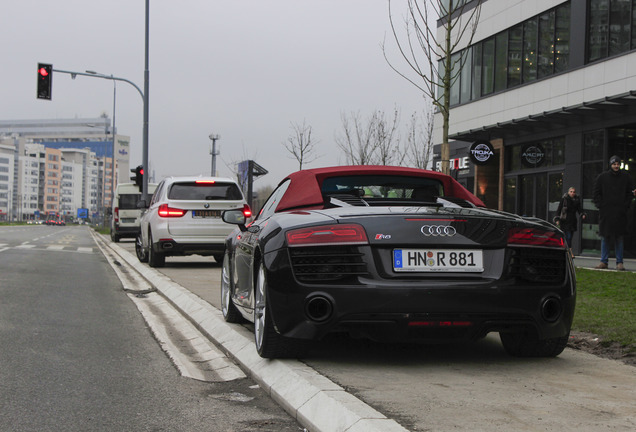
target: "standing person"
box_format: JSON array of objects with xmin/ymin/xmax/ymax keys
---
[
  {"xmin": 592, "ymin": 155, "xmax": 635, "ymax": 271},
  {"xmin": 554, "ymin": 187, "xmax": 586, "ymax": 258}
]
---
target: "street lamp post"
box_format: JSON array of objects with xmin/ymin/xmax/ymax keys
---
[{"xmin": 85, "ymin": 71, "xmax": 118, "ymax": 218}]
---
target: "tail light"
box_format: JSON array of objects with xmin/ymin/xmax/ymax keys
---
[
  {"xmin": 242, "ymin": 204, "xmax": 252, "ymax": 218},
  {"xmin": 508, "ymin": 227, "xmax": 565, "ymax": 248},
  {"xmin": 158, "ymin": 203, "xmax": 186, "ymax": 218},
  {"xmin": 286, "ymin": 224, "xmax": 368, "ymax": 247},
  {"xmin": 195, "ymin": 180, "xmax": 216, "ymax": 184},
  {"xmin": 114, "ymin": 207, "xmax": 119, "ymax": 222}
]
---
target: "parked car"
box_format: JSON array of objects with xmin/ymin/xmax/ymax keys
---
[
  {"xmin": 220, "ymin": 165, "xmax": 576, "ymax": 359},
  {"xmin": 110, "ymin": 182, "xmax": 158, "ymax": 242},
  {"xmin": 135, "ymin": 176, "xmax": 250, "ymax": 267}
]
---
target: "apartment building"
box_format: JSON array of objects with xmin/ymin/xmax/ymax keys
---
[
  {"xmin": 0, "ymin": 143, "xmax": 15, "ymax": 220},
  {"xmin": 433, "ymin": 0, "xmax": 636, "ymax": 256},
  {"xmin": 0, "ymin": 117, "xmax": 130, "ymax": 221}
]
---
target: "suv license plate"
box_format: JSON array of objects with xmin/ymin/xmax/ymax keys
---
[
  {"xmin": 393, "ymin": 249, "xmax": 484, "ymax": 272},
  {"xmin": 192, "ymin": 210, "xmax": 221, "ymax": 218}
]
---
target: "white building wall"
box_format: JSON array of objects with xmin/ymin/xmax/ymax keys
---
[
  {"xmin": 0, "ymin": 143, "xmax": 15, "ymax": 219},
  {"xmin": 20, "ymin": 156, "xmax": 41, "ymax": 219},
  {"xmin": 433, "ymin": 0, "xmax": 636, "ymax": 144}
]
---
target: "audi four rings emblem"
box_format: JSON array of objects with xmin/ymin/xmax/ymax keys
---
[{"xmin": 420, "ymin": 225, "xmax": 456, "ymax": 236}]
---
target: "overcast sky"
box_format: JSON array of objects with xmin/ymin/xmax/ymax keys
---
[{"xmin": 2, "ymin": 0, "xmax": 429, "ymax": 189}]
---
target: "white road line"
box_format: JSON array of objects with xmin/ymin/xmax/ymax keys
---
[{"xmin": 130, "ymin": 292, "xmax": 246, "ymax": 382}]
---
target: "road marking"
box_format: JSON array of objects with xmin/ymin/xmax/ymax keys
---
[
  {"xmin": 130, "ymin": 292, "xmax": 247, "ymax": 382},
  {"xmin": 47, "ymin": 245, "xmax": 65, "ymax": 250}
]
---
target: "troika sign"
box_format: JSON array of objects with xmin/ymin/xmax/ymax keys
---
[{"xmin": 469, "ymin": 141, "xmax": 495, "ymax": 165}]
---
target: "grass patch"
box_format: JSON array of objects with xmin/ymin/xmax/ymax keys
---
[{"xmin": 573, "ymin": 268, "xmax": 636, "ymax": 349}]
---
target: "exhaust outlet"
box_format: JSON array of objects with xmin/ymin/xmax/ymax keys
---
[
  {"xmin": 540, "ymin": 297, "xmax": 562, "ymax": 323},
  {"xmin": 305, "ymin": 295, "xmax": 334, "ymax": 323}
]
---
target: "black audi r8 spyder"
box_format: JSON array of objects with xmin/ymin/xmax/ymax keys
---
[{"xmin": 221, "ymin": 166, "xmax": 575, "ymax": 359}]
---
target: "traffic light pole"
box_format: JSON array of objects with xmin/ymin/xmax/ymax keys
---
[
  {"xmin": 142, "ymin": 0, "xmax": 150, "ymax": 202},
  {"xmin": 42, "ymin": 0, "xmax": 151, "ymax": 203}
]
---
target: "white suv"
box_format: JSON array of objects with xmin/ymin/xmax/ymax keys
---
[{"xmin": 135, "ymin": 176, "xmax": 250, "ymax": 267}]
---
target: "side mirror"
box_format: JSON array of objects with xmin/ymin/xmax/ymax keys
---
[
  {"xmin": 137, "ymin": 199, "xmax": 148, "ymax": 209},
  {"xmin": 222, "ymin": 209, "xmax": 248, "ymax": 231}
]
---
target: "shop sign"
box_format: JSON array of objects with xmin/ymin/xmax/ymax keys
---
[
  {"xmin": 521, "ymin": 143, "xmax": 545, "ymax": 167},
  {"xmin": 435, "ymin": 156, "xmax": 470, "ymax": 172},
  {"xmin": 469, "ymin": 141, "xmax": 495, "ymax": 165}
]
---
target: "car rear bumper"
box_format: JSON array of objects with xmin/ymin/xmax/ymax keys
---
[
  {"xmin": 262, "ymin": 250, "xmax": 576, "ymax": 343},
  {"xmin": 154, "ymin": 238, "xmax": 225, "ymax": 256},
  {"xmin": 112, "ymin": 225, "xmax": 140, "ymax": 237}
]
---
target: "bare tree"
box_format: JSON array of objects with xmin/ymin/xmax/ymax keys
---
[
  {"xmin": 406, "ymin": 106, "xmax": 435, "ymax": 169},
  {"xmin": 283, "ymin": 120, "xmax": 319, "ymax": 170},
  {"xmin": 335, "ymin": 108, "xmax": 404, "ymax": 166},
  {"xmin": 384, "ymin": 0, "xmax": 482, "ymax": 174}
]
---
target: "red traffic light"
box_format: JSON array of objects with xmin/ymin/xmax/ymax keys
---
[
  {"xmin": 37, "ymin": 63, "xmax": 53, "ymax": 100},
  {"xmin": 139, "ymin": 168, "xmax": 144, "ymax": 175}
]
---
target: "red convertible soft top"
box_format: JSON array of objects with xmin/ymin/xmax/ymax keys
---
[{"xmin": 275, "ymin": 165, "xmax": 485, "ymax": 212}]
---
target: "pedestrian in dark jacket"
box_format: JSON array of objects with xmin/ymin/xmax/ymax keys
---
[
  {"xmin": 554, "ymin": 187, "xmax": 586, "ymax": 257},
  {"xmin": 592, "ymin": 155, "xmax": 635, "ymax": 271}
]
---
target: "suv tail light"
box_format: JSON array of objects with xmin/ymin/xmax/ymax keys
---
[
  {"xmin": 286, "ymin": 224, "xmax": 368, "ymax": 247},
  {"xmin": 158, "ymin": 203, "xmax": 186, "ymax": 218},
  {"xmin": 507, "ymin": 227, "xmax": 564, "ymax": 248},
  {"xmin": 242, "ymin": 204, "xmax": 252, "ymax": 218}
]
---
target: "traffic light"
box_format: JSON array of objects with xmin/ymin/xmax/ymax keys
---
[
  {"xmin": 130, "ymin": 165, "xmax": 144, "ymax": 191},
  {"xmin": 37, "ymin": 63, "xmax": 53, "ymax": 100}
]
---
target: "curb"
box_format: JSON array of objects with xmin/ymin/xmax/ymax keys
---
[{"xmin": 97, "ymin": 234, "xmax": 409, "ymax": 432}]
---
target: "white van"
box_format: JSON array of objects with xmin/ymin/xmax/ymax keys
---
[{"xmin": 110, "ymin": 182, "xmax": 157, "ymax": 242}]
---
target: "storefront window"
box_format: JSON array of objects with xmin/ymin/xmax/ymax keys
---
[
  {"xmin": 554, "ymin": 3, "xmax": 570, "ymax": 73},
  {"xmin": 482, "ymin": 38, "xmax": 495, "ymax": 95},
  {"xmin": 523, "ymin": 18, "xmax": 538, "ymax": 83},
  {"xmin": 583, "ymin": 130, "xmax": 604, "ymax": 161},
  {"xmin": 496, "ymin": 32, "xmax": 509, "ymax": 92},
  {"xmin": 538, "ymin": 10, "xmax": 556, "ymax": 78}
]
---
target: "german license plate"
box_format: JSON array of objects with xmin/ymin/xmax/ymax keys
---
[
  {"xmin": 191, "ymin": 210, "xmax": 220, "ymax": 218},
  {"xmin": 393, "ymin": 249, "xmax": 484, "ymax": 272}
]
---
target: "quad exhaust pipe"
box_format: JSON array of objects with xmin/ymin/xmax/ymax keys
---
[
  {"xmin": 540, "ymin": 297, "xmax": 562, "ymax": 323},
  {"xmin": 305, "ymin": 295, "xmax": 334, "ymax": 323}
]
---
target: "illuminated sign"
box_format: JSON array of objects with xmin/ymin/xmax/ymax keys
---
[
  {"xmin": 521, "ymin": 143, "xmax": 545, "ymax": 167},
  {"xmin": 469, "ymin": 141, "xmax": 495, "ymax": 165},
  {"xmin": 435, "ymin": 156, "xmax": 470, "ymax": 172}
]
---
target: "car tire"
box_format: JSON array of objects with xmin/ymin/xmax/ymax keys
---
[
  {"xmin": 148, "ymin": 231, "xmax": 165, "ymax": 268},
  {"xmin": 135, "ymin": 234, "xmax": 148, "ymax": 263},
  {"xmin": 500, "ymin": 331, "xmax": 569, "ymax": 357},
  {"xmin": 221, "ymin": 253, "xmax": 243, "ymax": 323},
  {"xmin": 111, "ymin": 231, "xmax": 120, "ymax": 242},
  {"xmin": 213, "ymin": 254, "xmax": 224, "ymax": 264},
  {"xmin": 254, "ymin": 262, "xmax": 308, "ymax": 359}
]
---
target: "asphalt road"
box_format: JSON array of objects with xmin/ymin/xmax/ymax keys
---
[
  {"xmin": 114, "ymin": 238, "xmax": 636, "ymax": 432},
  {"xmin": 0, "ymin": 225, "xmax": 304, "ymax": 432}
]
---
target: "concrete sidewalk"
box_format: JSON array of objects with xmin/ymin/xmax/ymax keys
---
[
  {"xmin": 92, "ymin": 232, "xmax": 408, "ymax": 432},
  {"xmin": 573, "ymin": 255, "xmax": 636, "ymax": 271}
]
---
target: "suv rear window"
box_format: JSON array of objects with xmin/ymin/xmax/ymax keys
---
[
  {"xmin": 119, "ymin": 194, "xmax": 141, "ymax": 209},
  {"xmin": 168, "ymin": 182, "xmax": 243, "ymax": 201}
]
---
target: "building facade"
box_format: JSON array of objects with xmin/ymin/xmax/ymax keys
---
[
  {"xmin": 434, "ymin": 0, "xmax": 636, "ymax": 257},
  {"xmin": 0, "ymin": 117, "xmax": 130, "ymax": 222}
]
